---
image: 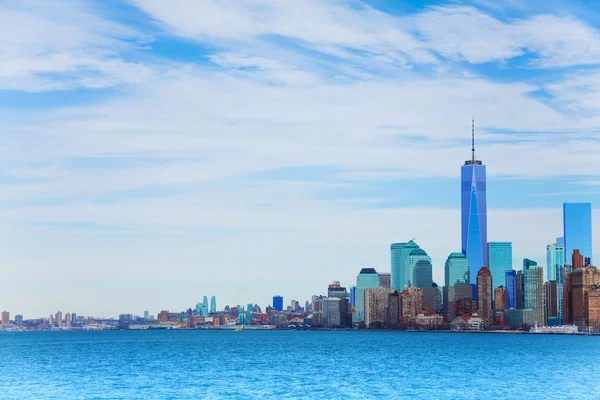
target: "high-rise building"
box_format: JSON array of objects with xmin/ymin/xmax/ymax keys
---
[
  {"xmin": 350, "ymin": 286, "xmax": 356, "ymax": 307},
  {"xmin": 210, "ymin": 296, "xmax": 217, "ymax": 313},
  {"xmin": 400, "ymin": 287, "xmax": 424, "ymax": 318},
  {"xmin": 143, "ymin": 311, "xmax": 149, "ymax": 320},
  {"xmin": 202, "ymin": 296, "xmax": 209, "ymax": 317},
  {"xmin": 477, "ymin": 267, "xmax": 493, "ymax": 327},
  {"xmin": 544, "ymin": 281, "xmax": 558, "ymax": 325},
  {"xmin": 55, "ymin": 311, "xmax": 62, "ymax": 327},
  {"xmin": 364, "ymin": 287, "xmax": 393, "ymax": 327},
  {"xmin": 547, "ymin": 244, "xmax": 565, "ymax": 282},
  {"xmin": 572, "ymin": 249, "xmax": 584, "ymax": 269},
  {"xmin": 515, "ymin": 271, "xmax": 525, "ymax": 309},
  {"xmin": 494, "ymin": 287, "xmax": 506, "ymax": 311},
  {"xmin": 322, "ymin": 297, "xmax": 341, "ymax": 327},
  {"xmin": 65, "ymin": 313, "xmax": 71, "ymax": 328},
  {"xmin": 328, "ymin": 281, "xmax": 348, "ymax": 327},
  {"xmin": 461, "ymin": 121, "xmax": 487, "ymax": 290},
  {"xmin": 1, "ymin": 311, "xmax": 9, "ymax": 325},
  {"xmin": 273, "ymin": 296, "xmax": 283, "ymax": 312},
  {"xmin": 444, "ymin": 252, "xmax": 470, "ymax": 287},
  {"xmin": 505, "ymin": 270, "xmax": 516, "ymax": 309},
  {"xmin": 412, "ymin": 259, "xmax": 433, "ymax": 289},
  {"xmin": 354, "ymin": 268, "xmax": 380, "ymax": 324},
  {"xmin": 14, "ymin": 315, "xmax": 23, "ymax": 325},
  {"xmin": 48, "ymin": 314, "xmax": 53, "ymax": 325},
  {"xmin": 378, "ymin": 273, "xmax": 391, "ymax": 289},
  {"xmin": 487, "ymin": 242, "xmax": 512, "ymax": 299},
  {"xmin": 563, "ymin": 202, "xmax": 592, "ymax": 264},
  {"xmin": 524, "ymin": 260, "xmax": 544, "ymax": 325},
  {"xmin": 387, "ymin": 292, "xmax": 402, "ymax": 325},
  {"xmin": 569, "ymin": 265, "xmax": 600, "ymax": 329},
  {"xmin": 443, "ymin": 285, "xmax": 473, "ymax": 322},
  {"xmin": 405, "ymin": 247, "xmax": 431, "ymax": 288},
  {"xmin": 390, "ymin": 241, "xmax": 419, "ymax": 291}
]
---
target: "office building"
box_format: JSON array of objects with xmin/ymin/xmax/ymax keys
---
[
  {"xmin": 322, "ymin": 297, "xmax": 341, "ymax": 327},
  {"xmin": 354, "ymin": 268, "xmax": 380, "ymax": 323},
  {"xmin": 572, "ymin": 249, "xmax": 584, "ymax": 269},
  {"xmin": 487, "ymin": 242, "xmax": 512, "ymax": 299},
  {"xmin": 387, "ymin": 292, "xmax": 402, "ymax": 325},
  {"xmin": 400, "ymin": 287, "xmax": 423, "ymax": 318},
  {"xmin": 461, "ymin": 121, "xmax": 488, "ymax": 289},
  {"xmin": 364, "ymin": 287, "xmax": 393, "ymax": 327},
  {"xmin": 524, "ymin": 260, "xmax": 544, "ymax": 325},
  {"xmin": 390, "ymin": 241, "xmax": 419, "ymax": 291},
  {"xmin": 515, "ymin": 271, "xmax": 525, "ymax": 309},
  {"xmin": 406, "ymin": 247, "xmax": 431, "ymax": 288},
  {"xmin": 547, "ymin": 244, "xmax": 565, "ymax": 282},
  {"xmin": 505, "ymin": 270, "xmax": 516, "ymax": 309},
  {"xmin": 494, "ymin": 287, "xmax": 506, "ymax": 311},
  {"xmin": 1, "ymin": 311, "xmax": 9, "ymax": 325},
  {"xmin": 477, "ymin": 267, "xmax": 493, "ymax": 326},
  {"xmin": 444, "ymin": 252, "xmax": 470, "ymax": 287},
  {"xmin": 273, "ymin": 296, "xmax": 283, "ymax": 312},
  {"xmin": 143, "ymin": 311, "xmax": 149, "ymax": 320},
  {"xmin": 55, "ymin": 311, "xmax": 62, "ymax": 327},
  {"xmin": 563, "ymin": 202, "xmax": 592, "ymax": 264},
  {"xmin": 544, "ymin": 281, "xmax": 558, "ymax": 325},
  {"xmin": 505, "ymin": 309, "xmax": 535, "ymax": 326},
  {"xmin": 201, "ymin": 296, "xmax": 209, "ymax": 317},
  {"xmin": 210, "ymin": 296, "xmax": 217, "ymax": 313},
  {"xmin": 350, "ymin": 286, "xmax": 356, "ymax": 307},
  {"xmin": 443, "ymin": 285, "xmax": 473, "ymax": 322},
  {"xmin": 569, "ymin": 265, "xmax": 600, "ymax": 329},
  {"xmin": 378, "ymin": 272, "xmax": 391, "ymax": 289},
  {"xmin": 328, "ymin": 281, "xmax": 348, "ymax": 327},
  {"xmin": 14, "ymin": 315, "xmax": 23, "ymax": 325}
]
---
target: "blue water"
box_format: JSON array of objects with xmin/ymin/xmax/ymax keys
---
[{"xmin": 1, "ymin": 331, "xmax": 599, "ymax": 399}]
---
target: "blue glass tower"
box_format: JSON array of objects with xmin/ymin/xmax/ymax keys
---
[
  {"xmin": 487, "ymin": 242, "xmax": 512, "ymax": 299},
  {"xmin": 563, "ymin": 202, "xmax": 592, "ymax": 264},
  {"xmin": 461, "ymin": 121, "xmax": 487, "ymax": 296},
  {"xmin": 505, "ymin": 270, "xmax": 516, "ymax": 309},
  {"xmin": 273, "ymin": 295, "xmax": 283, "ymax": 312}
]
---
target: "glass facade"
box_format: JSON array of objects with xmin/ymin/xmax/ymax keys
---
[
  {"xmin": 413, "ymin": 259, "xmax": 433, "ymax": 289},
  {"xmin": 405, "ymin": 247, "xmax": 431, "ymax": 288},
  {"xmin": 390, "ymin": 241, "xmax": 419, "ymax": 291},
  {"xmin": 487, "ymin": 242, "xmax": 512, "ymax": 298},
  {"xmin": 563, "ymin": 202, "xmax": 592, "ymax": 264},
  {"xmin": 461, "ymin": 161, "xmax": 487, "ymax": 287},
  {"xmin": 515, "ymin": 271, "xmax": 525, "ymax": 309},
  {"xmin": 444, "ymin": 252, "xmax": 470, "ymax": 287},
  {"xmin": 354, "ymin": 268, "xmax": 380, "ymax": 323},
  {"xmin": 273, "ymin": 295, "xmax": 283, "ymax": 311},
  {"xmin": 524, "ymin": 261, "xmax": 544, "ymax": 325},
  {"xmin": 505, "ymin": 270, "xmax": 516, "ymax": 309},
  {"xmin": 546, "ymin": 244, "xmax": 565, "ymax": 283}
]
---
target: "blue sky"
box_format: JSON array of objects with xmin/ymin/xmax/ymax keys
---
[{"xmin": 3, "ymin": 0, "xmax": 600, "ymax": 317}]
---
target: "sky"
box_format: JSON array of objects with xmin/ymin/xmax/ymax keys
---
[{"xmin": 3, "ymin": 0, "xmax": 600, "ymax": 318}]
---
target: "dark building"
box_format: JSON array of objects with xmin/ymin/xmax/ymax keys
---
[
  {"xmin": 378, "ymin": 273, "xmax": 391, "ymax": 289},
  {"xmin": 477, "ymin": 267, "xmax": 493, "ymax": 327},
  {"xmin": 454, "ymin": 299, "xmax": 478, "ymax": 317},
  {"xmin": 443, "ymin": 285, "xmax": 472, "ymax": 322},
  {"xmin": 544, "ymin": 281, "xmax": 558, "ymax": 324},
  {"xmin": 387, "ymin": 291, "xmax": 402, "ymax": 325},
  {"xmin": 118, "ymin": 314, "xmax": 133, "ymax": 328},
  {"xmin": 572, "ymin": 249, "xmax": 584, "ymax": 270},
  {"xmin": 328, "ymin": 281, "xmax": 348, "ymax": 327},
  {"xmin": 515, "ymin": 271, "xmax": 525, "ymax": 309}
]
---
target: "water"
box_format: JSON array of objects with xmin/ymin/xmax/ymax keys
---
[{"xmin": 0, "ymin": 330, "xmax": 598, "ymax": 399}]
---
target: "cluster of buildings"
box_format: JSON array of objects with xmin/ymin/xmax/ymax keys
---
[{"xmin": 2, "ymin": 123, "xmax": 598, "ymax": 334}]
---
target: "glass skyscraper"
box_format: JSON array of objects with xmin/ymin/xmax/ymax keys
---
[
  {"xmin": 563, "ymin": 202, "xmax": 592, "ymax": 264},
  {"xmin": 546, "ymin": 244, "xmax": 565, "ymax": 283},
  {"xmin": 354, "ymin": 268, "xmax": 380, "ymax": 323},
  {"xmin": 461, "ymin": 121, "xmax": 487, "ymax": 291},
  {"xmin": 505, "ymin": 270, "xmax": 516, "ymax": 309},
  {"xmin": 413, "ymin": 259, "xmax": 433, "ymax": 289},
  {"xmin": 444, "ymin": 252, "xmax": 470, "ymax": 287},
  {"xmin": 405, "ymin": 247, "xmax": 431, "ymax": 288},
  {"xmin": 523, "ymin": 260, "xmax": 544, "ymax": 325},
  {"xmin": 390, "ymin": 241, "xmax": 419, "ymax": 291},
  {"xmin": 487, "ymin": 242, "xmax": 512, "ymax": 297}
]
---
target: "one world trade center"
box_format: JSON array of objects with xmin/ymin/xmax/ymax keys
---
[{"xmin": 461, "ymin": 120, "xmax": 487, "ymax": 298}]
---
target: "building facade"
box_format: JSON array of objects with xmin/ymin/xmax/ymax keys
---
[
  {"xmin": 494, "ymin": 287, "xmax": 506, "ymax": 311},
  {"xmin": 487, "ymin": 242, "xmax": 512, "ymax": 299},
  {"xmin": 390, "ymin": 241, "xmax": 419, "ymax": 291},
  {"xmin": 444, "ymin": 252, "xmax": 470, "ymax": 287},
  {"xmin": 524, "ymin": 261, "xmax": 544, "ymax": 325},
  {"xmin": 405, "ymin": 247, "xmax": 431, "ymax": 288},
  {"xmin": 477, "ymin": 267, "xmax": 493, "ymax": 326},
  {"xmin": 273, "ymin": 296, "xmax": 283, "ymax": 312},
  {"xmin": 354, "ymin": 268, "xmax": 380, "ymax": 324},
  {"xmin": 378, "ymin": 273, "xmax": 391, "ymax": 289},
  {"xmin": 364, "ymin": 287, "xmax": 393, "ymax": 327},
  {"xmin": 443, "ymin": 285, "xmax": 473, "ymax": 322},
  {"xmin": 505, "ymin": 270, "xmax": 516, "ymax": 309},
  {"xmin": 515, "ymin": 270, "xmax": 525, "ymax": 309},
  {"xmin": 563, "ymin": 202, "xmax": 592, "ymax": 264}
]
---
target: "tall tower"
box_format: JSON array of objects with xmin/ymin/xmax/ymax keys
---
[{"xmin": 461, "ymin": 120, "xmax": 487, "ymax": 296}]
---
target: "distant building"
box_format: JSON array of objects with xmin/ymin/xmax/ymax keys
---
[
  {"xmin": 544, "ymin": 281, "xmax": 558, "ymax": 325},
  {"xmin": 364, "ymin": 287, "xmax": 392, "ymax": 327},
  {"xmin": 487, "ymin": 242, "xmax": 512, "ymax": 300},
  {"xmin": 378, "ymin": 273, "xmax": 391, "ymax": 289},
  {"xmin": 202, "ymin": 296, "xmax": 209, "ymax": 317},
  {"xmin": 572, "ymin": 249, "xmax": 584, "ymax": 270},
  {"xmin": 273, "ymin": 296, "xmax": 283, "ymax": 312},
  {"xmin": 387, "ymin": 292, "xmax": 402, "ymax": 325},
  {"xmin": 14, "ymin": 315, "xmax": 23, "ymax": 325},
  {"xmin": 523, "ymin": 260, "xmax": 544, "ymax": 325},
  {"xmin": 563, "ymin": 202, "xmax": 592, "ymax": 264},
  {"xmin": 390, "ymin": 241, "xmax": 419, "ymax": 291},
  {"xmin": 350, "ymin": 286, "xmax": 356, "ymax": 307},
  {"xmin": 547, "ymin": 244, "xmax": 565, "ymax": 283},
  {"xmin": 494, "ymin": 287, "xmax": 506, "ymax": 311},
  {"xmin": 210, "ymin": 296, "xmax": 217, "ymax": 313},
  {"xmin": 515, "ymin": 270, "xmax": 525, "ymax": 309},
  {"xmin": 443, "ymin": 285, "xmax": 472, "ymax": 322},
  {"xmin": 65, "ymin": 313, "xmax": 71, "ymax": 328},
  {"xmin": 119, "ymin": 314, "xmax": 133, "ymax": 328},
  {"xmin": 354, "ymin": 268, "xmax": 380, "ymax": 324},
  {"xmin": 143, "ymin": 311, "xmax": 149, "ymax": 320},
  {"xmin": 328, "ymin": 281, "xmax": 348, "ymax": 327},
  {"xmin": 159, "ymin": 310, "xmax": 169, "ymax": 322},
  {"xmin": 451, "ymin": 315, "xmax": 484, "ymax": 331},
  {"xmin": 569, "ymin": 265, "xmax": 600, "ymax": 329},
  {"xmin": 454, "ymin": 298, "xmax": 478, "ymax": 317},
  {"xmin": 505, "ymin": 309, "xmax": 535, "ymax": 327},
  {"xmin": 55, "ymin": 311, "xmax": 62, "ymax": 327},
  {"xmin": 1, "ymin": 311, "xmax": 9, "ymax": 325},
  {"xmin": 444, "ymin": 252, "xmax": 469, "ymax": 287},
  {"xmin": 505, "ymin": 270, "xmax": 516, "ymax": 309},
  {"xmin": 477, "ymin": 267, "xmax": 493, "ymax": 326},
  {"xmin": 400, "ymin": 287, "xmax": 423, "ymax": 318},
  {"xmin": 406, "ymin": 248, "xmax": 432, "ymax": 288}
]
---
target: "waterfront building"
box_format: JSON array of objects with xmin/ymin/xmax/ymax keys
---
[
  {"xmin": 444, "ymin": 253, "xmax": 469, "ymax": 287},
  {"xmin": 210, "ymin": 296, "xmax": 217, "ymax": 313},
  {"xmin": 515, "ymin": 271, "xmax": 525, "ymax": 309},
  {"xmin": 364, "ymin": 287, "xmax": 393, "ymax": 327},
  {"xmin": 588, "ymin": 291, "xmax": 600, "ymax": 332},
  {"xmin": 55, "ymin": 311, "xmax": 62, "ymax": 327},
  {"xmin": 570, "ymin": 265, "xmax": 600, "ymax": 329},
  {"xmin": 400, "ymin": 287, "xmax": 424, "ymax": 318},
  {"xmin": 390, "ymin": 241, "xmax": 419, "ymax": 291},
  {"xmin": 65, "ymin": 313, "xmax": 71, "ymax": 328},
  {"xmin": 523, "ymin": 260, "xmax": 544, "ymax": 325},
  {"xmin": 461, "ymin": 121, "xmax": 488, "ymax": 290},
  {"xmin": 442, "ymin": 285, "xmax": 472, "ymax": 322},
  {"xmin": 14, "ymin": 315, "xmax": 23, "ymax": 325},
  {"xmin": 451, "ymin": 315, "xmax": 484, "ymax": 331},
  {"xmin": 273, "ymin": 296, "xmax": 283, "ymax": 312},
  {"xmin": 477, "ymin": 267, "xmax": 493, "ymax": 326},
  {"xmin": 544, "ymin": 281, "xmax": 558, "ymax": 325},
  {"xmin": 405, "ymin": 248, "xmax": 431, "ymax": 288},
  {"xmin": 354, "ymin": 268, "xmax": 380, "ymax": 323},
  {"xmin": 563, "ymin": 202, "xmax": 592, "ymax": 264},
  {"xmin": 387, "ymin": 292, "xmax": 402, "ymax": 325},
  {"xmin": 505, "ymin": 309, "xmax": 535, "ymax": 327},
  {"xmin": 328, "ymin": 281, "xmax": 348, "ymax": 327},
  {"xmin": 432, "ymin": 283, "xmax": 442, "ymax": 313},
  {"xmin": 494, "ymin": 287, "xmax": 506, "ymax": 311},
  {"xmin": 71, "ymin": 313, "xmax": 77, "ymax": 324},
  {"xmin": 159, "ymin": 310, "xmax": 168, "ymax": 322},
  {"xmin": 48, "ymin": 314, "xmax": 53, "ymax": 325},
  {"xmin": 202, "ymin": 296, "xmax": 209, "ymax": 317},
  {"xmin": 378, "ymin": 272, "xmax": 391, "ymax": 289},
  {"xmin": 505, "ymin": 270, "xmax": 516, "ymax": 309},
  {"xmin": 487, "ymin": 242, "xmax": 512, "ymax": 300},
  {"xmin": 143, "ymin": 311, "xmax": 149, "ymax": 320},
  {"xmin": 322, "ymin": 297, "xmax": 341, "ymax": 327},
  {"xmin": 1, "ymin": 311, "xmax": 9, "ymax": 325},
  {"xmin": 312, "ymin": 296, "xmax": 323, "ymax": 326},
  {"xmin": 119, "ymin": 314, "xmax": 133, "ymax": 328}
]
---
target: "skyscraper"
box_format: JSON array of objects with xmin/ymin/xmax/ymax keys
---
[
  {"xmin": 477, "ymin": 267, "xmax": 493, "ymax": 327},
  {"xmin": 547, "ymin": 244, "xmax": 565, "ymax": 282},
  {"xmin": 515, "ymin": 271, "xmax": 525, "ymax": 309},
  {"xmin": 494, "ymin": 287, "xmax": 506, "ymax": 311},
  {"xmin": 390, "ymin": 241, "xmax": 419, "ymax": 291},
  {"xmin": 210, "ymin": 296, "xmax": 217, "ymax": 313},
  {"xmin": 444, "ymin": 252, "xmax": 470, "ymax": 287},
  {"xmin": 505, "ymin": 270, "xmax": 516, "ymax": 309},
  {"xmin": 487, "ymin": 242, "xmax": 512, "ymax": 299},
  {"xmin": 405, "ymin": 247, "xmax": 431, "ymax": 288},
  {"xmin": 202, "ymin": 296, "xmax": 209, "ymax": 317},
  {"xmin": 272, "ymin": 296, "xmax": 283, "ymax": 312},
  {"xmin": 1, "ymin": 311, "xmax": 9, "ymax": 325},
  {"xmin": 524, "ymin": 260, "xmax": 544, "ymax": 325},
  {"xmin": 461, "ymin": 120, "xmax": 487, "ymax": 291},
  {"xmin": 563, "ymin": 202, "xmax": 592, "ymax": 264},
  {"xmin": 413, "ymin": 259, "xmax": 433, "ymax": 289},
  {"xmin": 354, "ymin": 268, "xmax": 380, "ymax": 324},
  {"xmin": 378, "ymin": 272, "xmax": 391, "ymax": 289}
]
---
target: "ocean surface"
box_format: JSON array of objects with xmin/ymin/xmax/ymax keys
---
[{"xmin": 1, "ymin": 330, "xmax": 599, "ymax": 399}]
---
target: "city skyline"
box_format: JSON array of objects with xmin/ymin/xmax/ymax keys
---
[{"xmin": 5, "ymin": 0, "xmax": 600, "ymax": 316}]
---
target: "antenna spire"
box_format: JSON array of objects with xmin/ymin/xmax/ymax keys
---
[{"xmin": 471, "ymin": 118, "xmax": 475, "ymax": 162}]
